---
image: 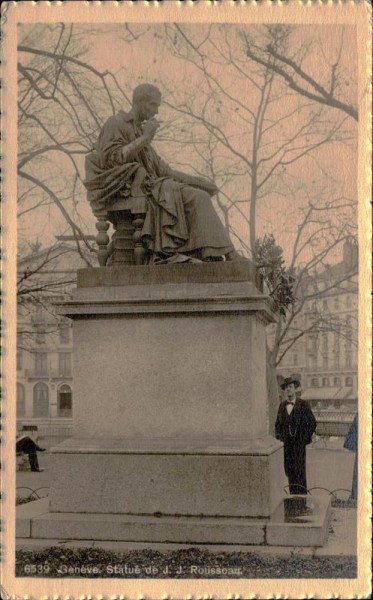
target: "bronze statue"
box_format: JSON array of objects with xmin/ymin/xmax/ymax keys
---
[{"xmin": 85, "ymin": 84, "xmax": 242, "ymax": 265}]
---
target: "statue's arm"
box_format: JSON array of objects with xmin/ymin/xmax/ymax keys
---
[
  {"xmin": 157, "ymin": 158, "xmax": 219, "ymax": 196},
  {"xmin": 172, "ymin": 169, "xmax": 219, "ymax": 196},
  {"xmin": 120, "ymin": 136, "xmax": 151, "ymax": 163},
  {"xmin": 98, "ymin": 117, "xmax": 152, "ymax": 167}
]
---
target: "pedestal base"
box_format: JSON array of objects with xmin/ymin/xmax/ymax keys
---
[{"xmin": 49, "ymin": 436, "xmax": 284, "ymax": 518}]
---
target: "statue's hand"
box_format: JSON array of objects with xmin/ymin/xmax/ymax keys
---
[{"xmin": 142, "ymin": 119, "xmax": 161, "ymax": 141}]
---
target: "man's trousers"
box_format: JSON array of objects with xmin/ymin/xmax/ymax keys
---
[{"xmin": 283, "ymin": 443, "xmax": 307, "ymax": 494}]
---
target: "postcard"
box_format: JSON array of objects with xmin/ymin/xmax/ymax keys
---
[{"xmin": 2, "ymin": 1, "xmax": 371, "ymax": 598}]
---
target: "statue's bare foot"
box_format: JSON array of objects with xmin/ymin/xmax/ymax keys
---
[
  {"xmin": 203, "ymin": 256, "xmax": 224, "ymax": 262},
  {"xmin": 225, "ymin": 251, "xmax": 249, "ymax": 262}
]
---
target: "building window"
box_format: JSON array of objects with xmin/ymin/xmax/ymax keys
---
[
  {"xmin": 17, "ymin": 383, "xmax": 26, "ymax": 418},
  {"xmin": 59, "ymin": 325, "xmax": 70, "ymax": 344},
  {"xmin": 334, "ymin": 377, "xmax": 341, "ymax": 386},
  {"xmin": 293, "ymin": 353, "xmax": 298, "ymax": 366},
  {"xmin": 33, "ymin": 382, "xmax": 49, "ymax": 417},
  {"xmin": 59, "ymin": 353, "xmax": 72, "ymax": 376},
  {"xmin": 334, "ymin": 297, "xmax": 340, "ymax": 310},
  {"xmin": 308, "ymin": 354, "xmax": 317, "ymax": 369},
  {"xmin": 17, "ymin": 350, "xmax": 23, "ymax": 371},
  {"xmin": 311, "ymin": 378, "xmax": 319, "ymax": 387},
  {"xmin": 322, "ymin": 334, "xmax": 328, "ymax": 368},
  {"xmin": 334, "ymin": 400, "xmax": 341, "ymax": 409},
  {"xmin": 322, "ymin": 377, "xmax": 330, "ymax": 387},
  {"xmin": 34, "ymin": 352, "xmax": 48, "ymax": 376},
  {"xmin": 345, "ymin": 376, "xmax": 353, "ymax": 386},
  {"xmin": 333, "ymin": 334, "xmax": 340, "ymax": 368},
  {"xmin": 36, "ymin": 331, "xmax": 46, "ymax": 345},
  {"xmin": 58, "ymin": 384, "xmax": 72, "ymax": 418},
  {"xmin": 34, "ymin": 305, "xmax": 44, "ymax": 323},
  {"xmin": 346, "ymin": 295, "xmax": 352, "ymax": 308}
]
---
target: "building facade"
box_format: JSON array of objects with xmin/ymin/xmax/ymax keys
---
[
  {"xmin": 16, "ymin": 241, "xmax": 96, "ymax": 440},
  {"xmin": 268, "ymin": 240, "xmax": 358, "ymax": 414}
]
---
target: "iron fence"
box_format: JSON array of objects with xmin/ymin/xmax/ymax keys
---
[
  {"xmin": 314, "ymin": 411, "xmax": 355, "ymax": 438},
  {"xmin": 35, "ymin": 425, "xmax": 73, "ymax": 449}
]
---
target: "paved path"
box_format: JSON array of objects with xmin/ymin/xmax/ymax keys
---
[
  {"xmin": 16, "ymin": 453, "xmax": 50, "ymax": 499},
  {"xmin": 307, "ymin": 448, "xmax": 354, "ymax": 495}
]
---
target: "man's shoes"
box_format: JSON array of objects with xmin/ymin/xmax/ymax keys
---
[{"xmin": 31, "ymin": 468, "xmax": 44, "ymax": 472}]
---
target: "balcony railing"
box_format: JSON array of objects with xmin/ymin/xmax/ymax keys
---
[
  {"xmin": 305, "ymin": 365, "xmax": 357, "ymax": 373},
  {"xmin": 24, "ymin": 368, "xmax": 49, "ymax": 379},
  {"xmin": 57, "ymin": 409, "xmax": 73, "ymax": 418},
  {"xmin": 51, "ymin": 370, "xmax": 72, "ymax": 379}
]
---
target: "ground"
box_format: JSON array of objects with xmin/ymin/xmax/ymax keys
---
[
  {"xmin": 15, "ymin": 544, "xmax": 357, "ymax": 579},
  {"xmin": 15, "ymin": 440, "xmax": 357, "ymax": 579}
]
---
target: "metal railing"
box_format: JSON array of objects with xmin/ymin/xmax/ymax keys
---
[
  {"xmin": 315, "ymin": 421, "xmax": 353, "ymax": 437},
  {"xmin": 312, "ymin": 410, "xmax": 355, "ymax": 437},
  {"xmin": 35, "ymin": 424, "xmax": 73, "ymax": 449}
]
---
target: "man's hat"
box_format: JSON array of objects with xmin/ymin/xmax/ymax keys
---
[{"xmin": 280, "ymin": 376, "xmax": 301, "ymax": 390}]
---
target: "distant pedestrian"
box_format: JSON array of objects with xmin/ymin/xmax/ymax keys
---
[
  {"xmin": 16, "ymin": 435, "xmax": 46, "ymax": 472},
  {"xmin": 344, "ymin": 413, "xmax": 358, "ymax": 501},
  {"xmin": 275, "ymin": 377, "xmax": 317, "ymax": 495}
]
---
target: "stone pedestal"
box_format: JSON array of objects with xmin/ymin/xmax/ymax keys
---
[
  {"xmin": 68, "ymin": 279, "xmax": 271, "ymax": 440},
  {"xmin": 49, "ymin": 436, "xmax": 283, "ymax": 518},
  {"xmin": 17, "ymin": 263, "xmax": 331, "ymax": 547}
]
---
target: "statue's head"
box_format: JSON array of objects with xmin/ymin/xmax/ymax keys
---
[{"xmin": 132, "ymin": 84, "xmax": 162, "ymax": 121}]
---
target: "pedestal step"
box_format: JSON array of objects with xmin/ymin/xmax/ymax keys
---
[
  {"xmin": 267, "ymin": 495, "xmax": 332, "ymax": 546},
  {"xmin": 17, "ymin": 495, "xmax": 331, "ymax": 547}
]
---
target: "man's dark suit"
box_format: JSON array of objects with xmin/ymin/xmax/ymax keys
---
[
  {"xmin": 275, "ymin": 399, "xmax": 317, "ymax": 494},
  {"xmin": 16, "ymin": 436, "xmax": 44, "ymax": 471}
]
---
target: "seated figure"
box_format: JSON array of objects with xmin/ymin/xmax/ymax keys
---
[
  {"xmin": 16, "ymin": 434, "xmax": 45, "ymax": 472},
  {"xmin": 84, "ymin": 83, "xmax": 242, "ymax": 264}
]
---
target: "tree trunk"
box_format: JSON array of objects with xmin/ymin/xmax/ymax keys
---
[{"xmin": 266, "ymin": 345, "xmax": 280, "ymax": 436}]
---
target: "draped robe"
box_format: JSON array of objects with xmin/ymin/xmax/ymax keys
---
[{"xmin": 84, "ymin": 111, "xmax": 233, "ymax": 259}]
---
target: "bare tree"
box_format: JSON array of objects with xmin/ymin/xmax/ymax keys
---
[
  {"xmin": 155, "ymin": 24, "xmax": 358, "ymax": 380},
  {"xmin": 244, "ymin": 26, "xmax": 358, "ymax": 121},
  {"xmin": 255, "ymin": 188, "xmax": 357, "ymax": 433},
  {"xmin": 17, "ymin": 23, "xmax": 134, "ymax": 260},
  {"xmin": 17, "ymin": 242, "xmax": 80, "ymax": 352},
  {"xmin": 264, "ymin": 192, "xmax": 358, "ymax": 370},
  {"xmin": 159, "ymin": 24, "xmax": 355, "ymax": 251}
]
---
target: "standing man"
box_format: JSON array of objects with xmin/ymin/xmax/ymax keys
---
[
  {"xmin": 275, "ymin": 377, "xmax": 316, "ymax": 495},
  {"xmin": 344, "ymin": 413, "xmax": 358, "ymax": 502}
]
